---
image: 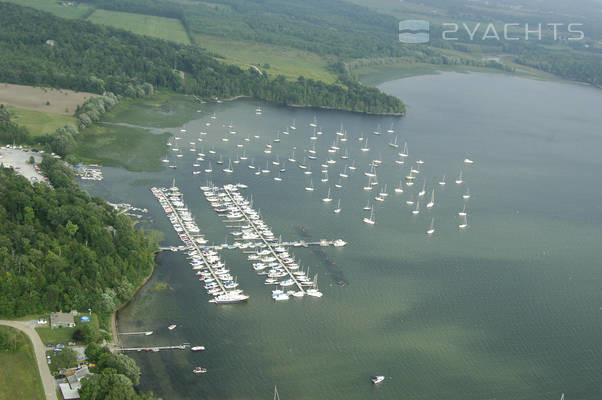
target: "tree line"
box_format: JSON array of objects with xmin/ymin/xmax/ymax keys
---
[
  {"xmin": 0, "ymin": 157, "xmax": 158, "ymax": 319},
  {"xmin": 0, "ymin": 2, "xmax": 405, "ymax": 115}
]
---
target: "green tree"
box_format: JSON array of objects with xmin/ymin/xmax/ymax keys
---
[
  {"xmin": 97, "ymin": 353, "xmax": 141, "ymax": 385},
  {"xmin": 53, "ymin": 347, "xmax": 78, "ymax": 370},
  {"xmin": 84, "ymin": 343, "xmax": 110, "ymax": 363}
]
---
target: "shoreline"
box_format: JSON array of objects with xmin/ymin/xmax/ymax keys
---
[{"xmin": 110, "ymin": 256, "xmax": 158, "ymax": 350}]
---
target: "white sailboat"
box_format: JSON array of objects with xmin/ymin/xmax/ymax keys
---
[
  {"xmin": 204, "ymin": 162, "xmax": 212, "ymax": 173},
  {"xmin": 399, "ymin": 142, "xmax": 408, "ymax": 158},
  {"xmin": 333, "ymin": 199, "xmax": 342, "ymax": 214},
  {"xmin": 372, "ymin": 124, "xmax": 382, "ymax": 135},
  {"xmin": 261, "ymin": 161, "xmax": 270, "ymax": 174},
  {"xmin": 223, "ymin": 159, "xmax": 233, "ymax": 174},
  {"xmin": 321, "ymin": 170, "xmax": 329, "ymax": 183},
  {"xmin": 464, "ymin": 158, "xmax": 474, "ymax": 165},
  {"xmin": 388, "ymin": 135, "xmax": 399, "ymax": 148},
  {"xmin": 458, "ymin": 214, "xmax": 468, "ymax": 229},
  {"xmin": 438, "ymin": 174, "xmax": 446, "ymax": 186},
  {"xmin": 348, "ymin": 160, "xmax": 357, "ymax": 171},
  {"xmin": 322, "ymin": 187, "xmax": 333, "ymax": 203},
  {"xmin": 394, "ymin": 180, "xmax": 404, "ymax": 193},
  {"xmin": 290, "ymin": 120, "xmax": 296, "ymax": 130},
  {"xmin": 363, "ymin": 199, "xmax": 371, "ymax": 210},
  {"xmin": 288, "ymin": 150, "xmax": 296, "ymax": 163},
  {"xmin": 458, "ymin": 204, "xmax": 467, "ymax": 217},
  {"xmin": 418, "ymin": 180, "xmax": 427, "ymax": 197},
  {"xmin": 304, "ymin": 178, "xmax": 315, "ymax": 191},
  {"xmin": 363, "ymin": 206, "xmax": 375, "ymax": 224},
  {"xmin": 426, "ymin": 189, "xmax": 435, "ymax": 208},
  {"xmin": 379, "ymin": 184, "xmax": 388, "ymax": 197},
  {"xmin": 455, "ymin": 170, "xmax": 464, "ymax": 184},
  {"xmin": 406, "ymin": 193, "xmax": 415, "ymax": 206},
  {"xmin": 387, "ymin": 123, "xmax": 395, "ymax": 134},
  {"xmin": 426, "ymin": 217, "xmax": 435, "ymax": 235},
  {"xmin": 412, "ymin": 201, "xmax": 420, "ymax": 215},
  {"xmin": 339, "ymin": 166, "xmax": 348, "ymax": 179},
  {"xmin": 462, "ymin": 188, "xmax": 471, "ymax": 200},
  {"xmin": 360, "ymin": 138, "xmax": 370, "ymax": 152},
  {"xmin": 274, "ymin": 172, "xmax": 283, "ymax": 182}
]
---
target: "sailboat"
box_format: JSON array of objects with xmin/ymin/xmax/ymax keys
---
[
  {"xmin": 336, "ymin": 123, "xmax": 344, "ymax": 136},
  {"xmin": 240, "ymin": 149, "xmax": 248, "ymax": 161},
  {"xmin": 363, "ymin": 206, "xmax": 375, "ymax": 224},
  {"xmin": 322, "ymin": 188, "xmax": 333, "ymax": 203},
  {"xmin": 438, "ymin": 174, "xmax": 446, "ymax": 186},
  {"xmin": 373, "ymin": 124, "xmax": 382, "ymax": 135},
  {"xmin": 248, "ymin": 158, "xmax": 256, "ymax": 170},
  {"xmin": 363, "ymin": 199, "xmax": 371, "ymax": 211},
  {"xmin": 309, "ymin": 115, "xmax": 317, "ymax": 127},
  {"xmin": 394, "ymin": 180, "xmax": 404, "ymax": 193},
  {"xmin": 360, "ymin": 138, "xmax": 370, "ymax": 152},
  {"xmin": 388, "ymin": 135, "xmax": 399, "ymax": 148},
  {"xmin": 334, "ymin": 178, "xmax": 343, "ymax": 188},
  {"xmin": 464, "ymin": 158, "xmax": 474, "ymax": 165},
  {"xmin": 412, "ymin": 201, "xmax": 420, "ymax": 215},
  {"xmin": 204, "ymin": 162, "xmax": 212, "ymax": 173},
  {"xmin": 341, "ymin": 130, "xmax": 348, "ymax": 142},
  {"xmin": 321, "ymin": 171, "xmax": 329, "ymax": 183},
  {"xmin": 261, "ymin": 161, "xmax": 270, "ymax": 174},
  {"xmin": 223, "ymin": 159, "xmax": 233, "ymax": 173},
  {"xmin": 458, "ymin": 204, "xmax": 467, "ymax": 217},
  {"xmin": 455, "ymin": 170, "xmax": 464, "ymax": 184},
  {"xmin": 274, "ymin": 172, "xmax": 283, "ymax": 182},
  {"xmin": 363, "ymin": 176, "xmax": 374, "ymax": 191},
  {"xmin": 379, "ymin": 184, "xmax": 388, "ymax": 197},
  {"xmin": 333, "ymin": 199, "xmax": 342, "ymax": 214},
  {"xmin": 399, "ymin": 142, "xmax": 408, "ymax": 158},
  {"xmin": 272, "ymin": 156, "xmax": 280, "ymax": 166},
  {"xmin": 406, "ymin": 193, "xmax": 415, "ymax": 206},
  {"xmin": 339, "ymin": 166, "xmax": 348, "ymax": 179},
  {"xmin": 426, "ymin": 189, "xmax": 435, "ymax": 208},
  {"xmin": 288, "ymin": 150, "xmax": 296, "ymax": 163},
  {"xmin": 462, "ymin": 188, "xmax": 471, "ymax": 200},
  {"xmin": 348, "ymin": 160, "xmax": 357, "ymax": 171},
  {"xmin": 290, "ymin": 120, "xmax": 296, "ymax": 130},
  {"xmin": 394, "ymin": 154, "xmax": 405, "ymax": 165},
  {"xmin": 387, "ymin": 123, "xmax": 395, "ymax": 134},
  {"xmin": 274, "ymin": 386, "xmax": 280, "ymax": 400},
  {"xmin": 304, "ymin": 178, "xmax": 315, "ymax": 191},
  {"xmin": 340, "ymin": 149, "xmax": 349, "ymax": 160},
  {"xmin": 458, "ymin": 214, "xmax": 468, "ymax": 229},
  {"xmin": 418, "ymin": 181, "xmax": 427, "ymax": 197},
  {"xmin": 308, "ymin": 143, "xmax": 317, "ymax": 155},
  {"xmin": 426, "ymin": 218, "xmax": 435, "ymax": 235}
]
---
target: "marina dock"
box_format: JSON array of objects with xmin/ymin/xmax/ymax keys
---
[
  {"xmin": 119, "ymin": 344, "xmax": 188, "ymax": 352},
  {"xmin": 152, "ymin": 184, "xmax": 249, "ymax": 304}
]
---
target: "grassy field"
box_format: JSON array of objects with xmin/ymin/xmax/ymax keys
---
[
  {"xmin": 8, "ymin": 106, "xmax": 78, "ymax": 136},
  {"xmin": 0, "ymin": 326, "xmax": 45, "ymax": 400},
  {"xmin": 87, "ymin": 9, "xmax": 190, "ymax": 44},
  {"xmin": 0, "ymin": 83, "xmax": 94, "ymax": 115},
  {"xmin": 3, "ymin": 0, "xmax": 93, "ymax": 19},
  {"xmin": 195, "ymin": 34, "xmax": 337, "ymax": 83},
  {"xmin": 35, "ymin": 327, "xmax": 76, "ymax": 345},
  {"xmin": 76, "ymin": 124, "xmax": 170, "ymax": 172}
]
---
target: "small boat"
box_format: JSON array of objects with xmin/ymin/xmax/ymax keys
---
[
  {"xmin": 388, "ymin": 135, "xmax": 399, "ymax": 148},
  {"xmin": 412, "ymin": 201, "xmax": 420, "ymax": 215},
  {"xmin": 193, "ymin": 367, "xmax": 207, "ymax": 374},
  {"xmin": 305, "ymin": 178, "xmax": 315, "ymax": 191},
  {"xmin": 418, "ymin": 180, "xmax": 427, "ymax": 197},
  {"xmin": 458, "ymin": 204, "xmax": 467, "ymax": 217},
  {"xmin": 438, "ymin": 174, "xmax": 446, "ymax": 186},
  {"xmin": 322, "ymin": 187, "xmax": 333, "ymax": 203},
  {"xmin": 399, "ymin": 142, "xmax": 408, "ymax": 158},
  {"xmin": 363, "ymin": 206, "xmax": 375, "ymax": 225},
  {"xmin": 333, "ymin": 199, "xmax": 341, "ymax": 214},
  {"xmin": 426, "ymin": 189, "xmax": 435, "ymax": 208},
  {"xmin": 455, "ymin": 170, "xmax": 463, "ymax": 185},
  {"xmin": 371, "ymin": 375, "xmax": 385, "ymax": 384},
  {"xmin": 168, "ymin": 324, "xmax": 176, "ymax": 330},
  {"xmin": 394, "ymin": 180, "xmax": 404, "ymax": 194},
  {"xmin": 458, "ymin": 214, "xmax": 469, "ymax": 229},
  {"xmin": 462, "ymin": 188, "xmax": 471, "ymax": 200},
  {"xmin": 360, "ymin": 138, "xmax": 370, "ymax": 152},
  {"xmin": 191, "ymin": 346, "xmax": 206, "ymax": 351},
  {"xmin": 426, "ymin": 217, "xmax": 435, "ymax": 235},
  {"xmin": 464, "ymin": 158, "xmax": 474, "ymax": 165}
]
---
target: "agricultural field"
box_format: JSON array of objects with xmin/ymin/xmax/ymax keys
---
[
  {"xmin": 0, "ymin": 326, "xmax": 45, "ymax": 400},
  {"xmin": 195, "ymin": 34, "xmax": 337, "ymax": 83},
  {"xmin": 7, "ymin": 106, "xmax": 78, "ymax": 136},
  {"xmin": 87, "ymin": 9, "xmax": 191, "ymax": 44},
  {"xmin": 2, "ymin": 0, "xmax": 93, "ymax": 19},
  {"xmin": 0, "ymin": 83, "xmax": 94, "ymax": 115}
]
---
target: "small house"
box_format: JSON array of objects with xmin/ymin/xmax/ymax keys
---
[{"xmin": 50, "ymin": 312, "xmax": 75, "ymax": 328}]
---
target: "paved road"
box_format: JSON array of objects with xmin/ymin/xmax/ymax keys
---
[{"xmin": 0, "ymin": 320, "xmax": 58, "ymax": 400}]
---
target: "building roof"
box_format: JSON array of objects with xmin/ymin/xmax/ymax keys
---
[
  {"xmin": 59, "ymin": 383, "xmax": 79, "ymax": 400},
  {"xmin": 50, "ymin": 312, "xmax": 74, "ymax": 325},
  {"xmin": 67, "ymin": 366, "xmax": 90, "ymax": 390}
]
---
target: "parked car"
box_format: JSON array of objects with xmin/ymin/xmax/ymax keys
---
[{"xmin": 56, "ymin": 343, "xmax": 64, "ymax": 349}]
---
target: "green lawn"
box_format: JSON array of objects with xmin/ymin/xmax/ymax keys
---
[
  {"xmin": 35, "ymin": 326, "xmax": 76, "ymax": 345},
  {"xmin": 195, "ymin": 34, "xmax": 337, "ymax": 83},
  {"xmin": 0, "ymin": 326, "xmax": 45, "ymax": 400},
  {"xmin": 76, "ymin": 124, "xmax": 170, "ymax": 172},
  {"xmin": 7, "ymin": 106, "xmax": 78, "ymax": 136},
  {"xmin": 87, "ymin": 9, "xmax": 191, "ymax": 44},
  {"xmin": 3, "ymin": 0, "xmax": 93, "ymax": 18}
]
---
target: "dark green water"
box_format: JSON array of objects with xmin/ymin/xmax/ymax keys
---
[{"xmin": 85, "ymin": 72, "xmax": 602, "ymax": 400}]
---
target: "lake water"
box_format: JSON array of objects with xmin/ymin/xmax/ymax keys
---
[{"xmin": 85, "ymin": 72, "xmax": 602, "ymax": 400}]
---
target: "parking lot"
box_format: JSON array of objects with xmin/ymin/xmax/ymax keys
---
[{"xmin": 0, "ymin": 146, "xmax": 46, "ymax": 183}]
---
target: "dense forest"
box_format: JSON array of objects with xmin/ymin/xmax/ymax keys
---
[
  {"xmin": 0, "ymin": 158, "xmax": 157, "ymax": 318},
  {"xmin": 0, "ymin": 2, "xmax": 405, "ymax": 115}
]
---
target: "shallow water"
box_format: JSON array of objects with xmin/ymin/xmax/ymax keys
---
[{"xmin": 85, "ymin": 72, "xmax": 602, "ymax": 400}]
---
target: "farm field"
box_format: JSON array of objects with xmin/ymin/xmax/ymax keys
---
[
  {"xmin": 0, "ymin": 326, "xmax": 45, "ymax": 400},
  {"xmin": 0, "ymin": 83, "xmax": 95, "ymax": 115},
  {"xmin": 2, "ymin": 0, "xmax": 93, "ymax": 18},
  {"xmin": 195, "ymin": 34, "xmax": 337, "ymax": 83},
  {"xmin": 87, "ymin": 9, "xmax": 191, "ymax": 44},
  {"xmin": 7, "ymin": 106, "xmax": 78, "ymax": 136}
]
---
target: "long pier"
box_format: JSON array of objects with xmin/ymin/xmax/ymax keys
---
[
  {"xmin": 221, "ymin": 185, "xmax": 306, "ymax": 294},
  {"xmin": 119, "ymin": 344, "xmax": 188, "ymax": 352},
  {"xmin": 159, "ymin": 187, "xmax": 229, "ymax": 295}
]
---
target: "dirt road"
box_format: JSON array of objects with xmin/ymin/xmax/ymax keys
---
[{"xmin": 0, "ymin": 320, "xmax": 58, "ymax": 400}]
